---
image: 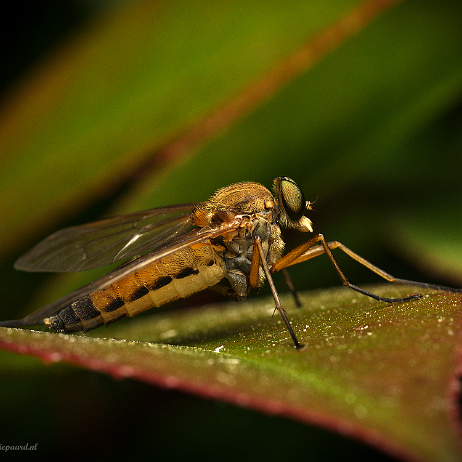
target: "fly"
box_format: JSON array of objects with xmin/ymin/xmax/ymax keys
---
[{"xmin": 1, "ymin": 177, "xmax": 461, "ymax": 349}]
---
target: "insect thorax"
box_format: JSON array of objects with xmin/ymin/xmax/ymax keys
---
[
  {"xmin": 212, "ymin": 216, "xmax": 284, "ymax": 300},
  {"xmin": 192, "ymin": 181, "xmax": 285, "ymax": 300}
]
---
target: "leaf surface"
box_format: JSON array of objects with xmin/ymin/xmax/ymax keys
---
[{"xmin": 1, "ymin": 285, "xmax": 462, "ymax": 461}]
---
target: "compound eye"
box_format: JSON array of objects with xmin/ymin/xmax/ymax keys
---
[{"xmin": 276, "ymin": 177, "xmax": 306, "ymax": 222}]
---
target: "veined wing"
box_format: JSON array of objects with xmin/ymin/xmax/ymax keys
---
[
  {"xmin": 14, "ymin": 219, "xmax": 242, "ymax": 326},
  {"xmin": 15, "ymin": 203, "xmax": 201, "ymax": 272}
]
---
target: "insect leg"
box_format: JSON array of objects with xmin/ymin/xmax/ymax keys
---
[
  {"xmin": 327, "ymin": 241, "xmax": 462, "ymax": 293},
  {"xmin": 281, "ymin": 268, "xmax": 302, "ymax": 307},
  {"xmin": 251, "ymin": 237, "xmax": 303, "ymax": 349},
  {"xmin": 272, "ymin": 234, "xmax": 431, "ymax": 303}
]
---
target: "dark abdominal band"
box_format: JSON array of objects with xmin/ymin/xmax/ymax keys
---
[{"xmin": 48, "ymin": 296, "xmax": 102, "ymax": 331}]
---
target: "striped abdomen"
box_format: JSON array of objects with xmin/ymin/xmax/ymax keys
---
[{"xmin": 45, "ymin": 244, "xmax": 225, "ymax": 332}]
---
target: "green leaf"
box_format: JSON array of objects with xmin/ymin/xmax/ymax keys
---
[
  {"xmin": 0, "ymin": 0, "xmax": 358, "ymax": 252},
  {"xmin": 1, "ymin": 285, "xmax": 462, "ymax": 461}
]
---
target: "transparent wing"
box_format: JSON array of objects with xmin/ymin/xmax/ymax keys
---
[
  {"xmin": 15, "ymin": 220, "xmax": 242, "ymax": 326},
  {"xmin": 15, "ymin": 203, "xmax": 201, "ymax": 272}
]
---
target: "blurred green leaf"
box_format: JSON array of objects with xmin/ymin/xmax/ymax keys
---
[{"xmin": 0, "ymin": 0, "xmax": 357, "ymax": 253}]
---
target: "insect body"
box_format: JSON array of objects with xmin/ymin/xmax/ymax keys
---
[
  {"xmin": 1, "ymin": 177, "xmax": 461, "ymax": 349},
  {"xmin": 47, "ymin": 243, "xmax": 225, "ymax": 333}
]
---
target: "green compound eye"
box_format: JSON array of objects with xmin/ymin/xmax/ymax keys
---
[{"xmin": 276, "ymin": 177, "xmax": 305, "ymax": 222}]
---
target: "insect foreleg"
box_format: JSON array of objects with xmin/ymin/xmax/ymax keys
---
[
  {"xmin": 252, "ymin": 237, "xmax": 303, "ymax": 349},
  {"xmin": 332, "ymin": 241, "xmax": 462, "ymax": 294},
  {"xmin": 272, "ymin": 234, "xmax": 425, "ymax": 303}
]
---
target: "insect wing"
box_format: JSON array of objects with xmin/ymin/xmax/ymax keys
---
[
  {"xmin": 15, "ymin": 203, "xmax": 200, "ymax": 272},
  {"xmin": 18, "ymin": 220, "xmax": 242, "ymax": 326}
]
